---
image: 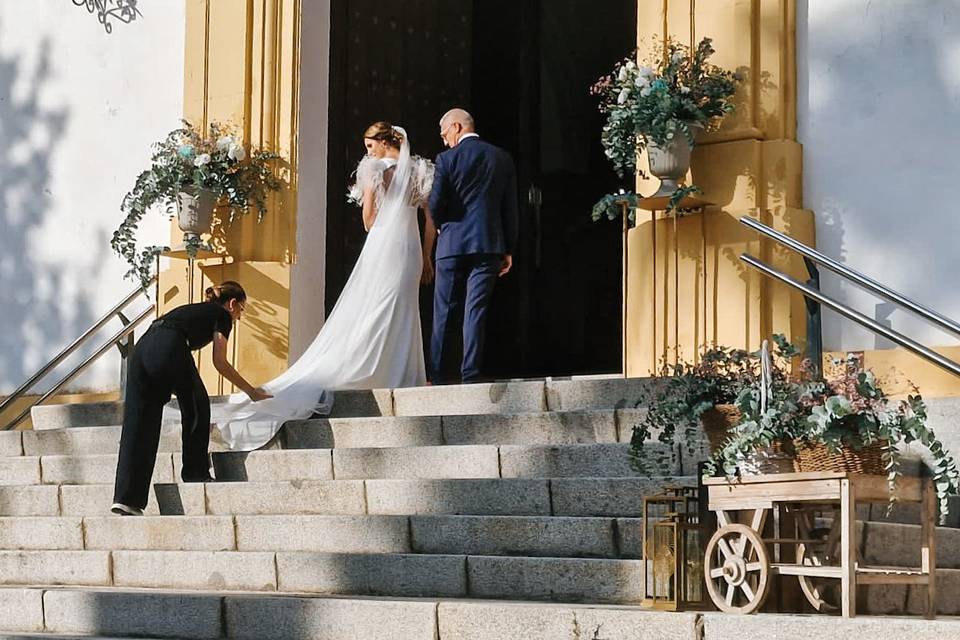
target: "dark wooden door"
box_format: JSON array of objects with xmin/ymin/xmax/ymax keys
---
[
  {"xmin": 473, "ymin": 0, "xmax": 636, "ymax": 378},
  {"xmin": 326, "ymin": 0, "xmax": 635, "ymax": 379},
  {"xmin": 326, "ymin": 0, "xmax": 472, "ymax": 312}
]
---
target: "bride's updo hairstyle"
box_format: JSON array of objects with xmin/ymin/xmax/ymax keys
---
[{"xmin": 364, "ymin": 121, "xmax": 403, "ymax": 150}]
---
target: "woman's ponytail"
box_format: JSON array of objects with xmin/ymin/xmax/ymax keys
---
[{"xmin": 205, "ymin": 281, "xmax": 247, "ymax": 305}]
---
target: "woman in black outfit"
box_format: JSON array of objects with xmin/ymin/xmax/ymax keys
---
[{"xmin": 111, "ymin": 281, "xmax": 271, "ymax": 515}]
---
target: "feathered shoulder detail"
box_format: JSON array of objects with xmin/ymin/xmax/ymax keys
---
[
  {"xmin": 347, "ymin": 156, "xmax": 389, "ymax": 206},
  {"xmin": 410, "ymin": 156, "xmax": 435, "ymax": 208},
  {"xmin": 346, "ymin": 155, "xmax": 435, "ymax": 208}
]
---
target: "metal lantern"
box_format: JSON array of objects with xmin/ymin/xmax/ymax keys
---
[{"xmin": 642, "ymin": 486, "xmax": 708, "ymax": 611}]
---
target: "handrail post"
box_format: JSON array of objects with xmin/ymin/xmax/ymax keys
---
[
  {"xmin": 740, "ymin": 253, "xmax": 960, "ymax": 380},
  {"xmin": 116, "ymin": 311, "xmax": 135, "ymax": 400},
  {"xmin": 802, "ymin": 257, "xmax": 824, "ymax": 377}
]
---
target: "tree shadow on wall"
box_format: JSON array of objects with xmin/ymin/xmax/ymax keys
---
[
  {"xmin": 795, "ymin": 0, "xmax": 960, "ymax": 350},
  {"xmin": 0, "ymin": 36, "xmax": 85, "ymax": 397}
]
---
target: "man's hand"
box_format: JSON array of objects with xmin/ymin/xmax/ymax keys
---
[
  {"xmin": 421, "ymin": 257, "xmax": 435, "ymax": 284},
  {"xmin": 247, "ymin": 387, "xmax": 273, "ymax": 402},
  {"xmin": 499, "ymin": 254, "xmax": 513, "ymax": 277}
]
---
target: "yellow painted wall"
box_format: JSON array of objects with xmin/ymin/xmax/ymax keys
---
[
  {"xmin": 159, "ymin": 0, "xmax": 301, "ymax": 392},
  {"xmin": 823, "ymin": 347, "xmax": 960, "ymax": 399},
  {"xmin": 1, "ymin": 392, "xmax": 119, "ymax": 431},
  {"xmin": 626, "ymin": 0, "xmax": 814, "ymax": 375}
]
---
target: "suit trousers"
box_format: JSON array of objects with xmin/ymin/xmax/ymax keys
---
[
  {"xmin": 112, "ymin": 326, "xmax": 212, "ymax": 510},
  {"xmin": 431, "ymin": 253, "xmax": 500, "ymax": 383}
]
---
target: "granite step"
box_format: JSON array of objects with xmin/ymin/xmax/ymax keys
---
[
  {"xmin": 0, "ymin": 576, "xmax": 960, "ymax": 640},
  {"xmin": 0, "ymin": 477, "xmax": 694, "ymax": 518},
  {"xmin": 0, "ymin": 514, "xmax": 645, "ymax": 559},
  {"xmin": 1, "ymin": 588, "xmax": 959, "ymax": 640},
  {"xmin": 29, "ymin": 378, "xmax": 656, "ymax": 429},
  {"xmin": 3, "ymin": 513, "xmax": 959, "ymax": 568},
  {"xmin": 0, "ymin": 588, "xmax": 703, "ymax": 640},
  {"xmin": 0, "ymin": 549, "xmax": 646, "ymax": 603},
  {"xmin": 209, "ymin": 443, "xmax": 679, "ymax": 481},
  {"xmin": 0, "ymin": 442, "xmax": 680, "ymax": 487},
  {"xmin": 0, "ymin": 410, "xmax": 651, "ymax": 459}
]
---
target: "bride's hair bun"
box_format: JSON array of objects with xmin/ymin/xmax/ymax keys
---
[{"xmin": 363, "ymin": 121, "xmax": 403, "ymax": 150}]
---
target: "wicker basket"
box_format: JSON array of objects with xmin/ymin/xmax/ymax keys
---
[
  {"xmin": 794, "ymin": 440, "xmax": 888, "ymax": 475},
  {"xmin": 739, "ymin": 440, "xmax": 798, "ymax": 476},
  {"xmin": 699, "ymin": 404, "xmax": 741, "ymax": 453}
]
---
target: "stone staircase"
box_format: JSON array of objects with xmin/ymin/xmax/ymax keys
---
[{"xmin": 0, "ymin": 378, "xmax": 954, "ymax": 639}]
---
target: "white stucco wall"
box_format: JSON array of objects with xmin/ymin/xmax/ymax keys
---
[
  {"xmin": 0, "ymin": 3, "xmax": 184, "ymax": 393},
  {"xmin": 798, "ymin": 0, "xmax": 960, "ymax": 352}
]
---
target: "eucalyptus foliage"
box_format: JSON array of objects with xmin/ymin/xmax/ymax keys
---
[
  {"xmin": 706, "ymin": 345, "xmax": 960, "ymax": 522},
  {"xmin": 629, "ymin": 342, "xmax": 774, "ymax": 475}
]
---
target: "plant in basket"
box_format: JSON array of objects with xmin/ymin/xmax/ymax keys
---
[
  {"xmin": 706, "ymin": 346, "xmax": 960, "ymax": 522},
  {"xmin": 704, "ymin": 339, "xmax": 816, "ymax": 478},
  {"xmin": 629, "ymin": 343, "xmax": 763, "ymax": 475},
  {"xmin": 801, "ymin": 354, "xmax": 960, "ymax": 521}
]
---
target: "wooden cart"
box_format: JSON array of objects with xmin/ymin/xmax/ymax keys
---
[{"xmin": 702, "ymin": 471, "xmax": 936, "ymax": 618}]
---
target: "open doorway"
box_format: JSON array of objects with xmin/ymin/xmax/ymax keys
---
[{"xmin": 325, "ymin": 0, "xmax": 637, "ymax": 379}]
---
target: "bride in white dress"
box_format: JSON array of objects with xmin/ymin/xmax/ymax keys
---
[{"xmin": 198, "ymin": 122, "xmax": 436, "ymax": 451}]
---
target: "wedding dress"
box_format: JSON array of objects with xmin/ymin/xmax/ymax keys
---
[{"xmin": 178, "ymin": 127, "xmax": 432, "ymax": 451}]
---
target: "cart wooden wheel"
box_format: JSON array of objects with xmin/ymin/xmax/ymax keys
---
[
  {"xmin": 796, "ymin": 518, "xmax": 842, "ymax": 612},
  {"xmin": 704, "ymin": 523, "xmax": 771, "ymax": 614}
]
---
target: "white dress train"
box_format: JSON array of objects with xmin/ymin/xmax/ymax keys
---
[{"xmin": 192, "ymin": 130, "xmax": 432, "ymax": 451}]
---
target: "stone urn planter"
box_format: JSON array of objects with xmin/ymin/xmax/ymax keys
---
[
  {"xmin": 175, "ymin": 187, "xmax": 216, "ymax": 242},
  {"xmin": 645, "ymin": 123, "xmax": 702, "ymax": 198}
]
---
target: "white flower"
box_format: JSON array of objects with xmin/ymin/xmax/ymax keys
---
[
  {"xmin": 194, "ymin": 153, "xmax": 211, "ymax": 167},
  {"xmin": 618, "ymin": 66, "xmax": 629, "ymax": 82},
  {"xmin": 625, "ymin": 60, "xmax": 637, "ymax": 71},
  {"xmin": 638, "ymin": 65, "xmax": 655, "ymax": 79},
  {"xmin": 635, "ymin": 75, "xmax": 650, "ymax": 88},
  {"xmin": 671, "ymin": 51, "xmax": 685, "ymax": 63},
  {"xmin": 617, "ymin": 88, "xmax": 630, "ymax": 104},
  {"xmin": 216, "ymin": 135, "xmax": 234, "ymax": 151},
  {"xmin": 680, "ymin": 85, "xmax": 691, "ymax": 94},
  {"xmin": 227, "ymin": 142, "xmax": 246, "ymax": 161},
  {"xmin": 640, "ymin": 86, "xmax": 653, "ymax": 98}
]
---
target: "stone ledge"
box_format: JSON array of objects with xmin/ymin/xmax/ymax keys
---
[
  {"xmin": 0, "ymin": 588, "xmax": 44, "ymax": 633},
  {"xmin": 701, "ymin": 612, "xmax": 960, "ymax": 640},
  {"xmin": 437, "ymin": 601, "xmax": 698, "ymax": 640},
  {"xmin": 43, "ymin": 589, "xmax": 222, "ymax": 639}
]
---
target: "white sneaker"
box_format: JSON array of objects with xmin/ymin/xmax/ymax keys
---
[{"xmin": 110, "ymin": 502, "xmax": 144, "ymax": 516}]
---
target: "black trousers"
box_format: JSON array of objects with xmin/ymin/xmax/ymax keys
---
[
  {"xmin": 431, "ymin": 254, "xmax": 500, "ymax": 384},
  {"xmin": 112, "ymin": 326, "xmax": 212, "ymax": 510}
]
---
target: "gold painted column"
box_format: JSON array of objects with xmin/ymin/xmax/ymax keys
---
[
  {"xmin": 160, "ymin": 0, "xmax": 301, "ymax": 392},
  {"xmin": 626, "ymin": 0, "xmax": 815, "ymax": 375}
]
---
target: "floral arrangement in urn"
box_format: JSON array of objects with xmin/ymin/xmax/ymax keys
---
[
  {"xmin": 590, "ymin": 37, "xmax": 739, "ymax": 219},
  {"xmin": 112, "ymin": 121, "xmax": 281, "ymax": 288}
]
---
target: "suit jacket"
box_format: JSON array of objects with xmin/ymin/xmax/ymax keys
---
[{"xmin": 428, "ymin": 136, "xmax": 519, "ymax": 260}]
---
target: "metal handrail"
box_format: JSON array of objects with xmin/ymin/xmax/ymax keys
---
[
  {"xmin": 741, "ymin": 217, "xmax": 960, "ymax": 340},
  {"xmin": 1, "ymin": 305, "xmax": 155, "ymax": 431},
  {"xmin": 740, "ymin": 254, "xmax": 960, "ymax": 379},
  {"xmin": 0, "ymin": 277, "xmax": 156, "ymax": 430}
]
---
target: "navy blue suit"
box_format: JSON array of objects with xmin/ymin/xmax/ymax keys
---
[{"xmin": 428, "ymin": 135, "xmax": 519, "ymax": 383}]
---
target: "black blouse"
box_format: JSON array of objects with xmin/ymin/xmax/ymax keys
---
[{"xmin": 157, "ymin": 301, "xmax": 233, "ymax": 350}]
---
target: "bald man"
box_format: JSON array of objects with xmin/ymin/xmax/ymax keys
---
[{"xmin": 427, "ymin": 108, "xmax": 519, "ymax": 384}]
